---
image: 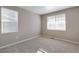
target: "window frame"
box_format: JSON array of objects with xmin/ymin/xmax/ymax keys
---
[
  {"xmin": 47, "ymin": 14, "xmax": 66, "ymax": 31},
  {"xmin": 1, "ymin": 7, "xmax": 18, "ymax": 34}
]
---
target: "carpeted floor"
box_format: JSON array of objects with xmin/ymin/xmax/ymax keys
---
[{"xmin": 0, "ymin": 37, "xmax": 79, "ymax": 53}]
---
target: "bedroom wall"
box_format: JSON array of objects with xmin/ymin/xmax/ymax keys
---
[
  {"xmin": 41, "ymin": 6, "xmax": 79, "ymax": 42},
  {"xmin": 0, "ymin": 6, "xmax": 41, "ymax": 47}
]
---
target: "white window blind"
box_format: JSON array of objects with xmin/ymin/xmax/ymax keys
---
[
  {"xmin": 1, "ymin": 8, "xmax": 18, "ymax": 33},
  {"xmin": 47, "ymin": 14, "xmax": 66, "ymax": 31}
]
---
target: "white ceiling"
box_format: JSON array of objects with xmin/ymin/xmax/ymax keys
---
[{"xmin": 18, "ymin": 6, "xmax": 74, "ymax": 15}]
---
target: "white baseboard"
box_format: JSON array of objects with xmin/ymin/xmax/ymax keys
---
[
  {"xmin": 42, "ymin": 34, "xmax": 79, "ymax": 45},
  {"xmin": 54, "ymin": 38, "xmax": 79, "ymax": 45},
  {"xmin": 0, "ymin": 35, "xmax": 40, "ymax": 49}
]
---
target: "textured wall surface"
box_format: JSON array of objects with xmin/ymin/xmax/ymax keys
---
[
  {"xmin": 0, "ymin": 6, "xmax": 41, "ymax": 47},
  {"xmin": 41, "ymin": 7, "xmax": 79, "ymax": 42}
]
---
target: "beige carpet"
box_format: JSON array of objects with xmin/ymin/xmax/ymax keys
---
[{"xmin": 0, "ymin": 37, "xmax": 79, "ymax": 53}]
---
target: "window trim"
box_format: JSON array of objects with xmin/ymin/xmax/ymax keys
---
[
  {"xmin": 47, "ymin": 14, "xmax": 66, "ymax": 31},
  {"xmin": 1, "ymin": 7, "xmax": 18, "ymax": 34}
]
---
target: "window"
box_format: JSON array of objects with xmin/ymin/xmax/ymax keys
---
[
  {"xmin": 1, "ymin": 8, "xmax": 18, "ymax": 33},
  {"xmin": 47, "ymin": 14, "xmax": 66, "ymax": 31}
]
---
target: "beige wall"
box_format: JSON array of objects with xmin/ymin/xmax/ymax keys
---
[
  {"xmin": 41, "ymin": 6, "xmax": 79, "ymax": 42},
  {"xmin": 0, "ymin": 6, "xmax": 41, "ymax": 47}
]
